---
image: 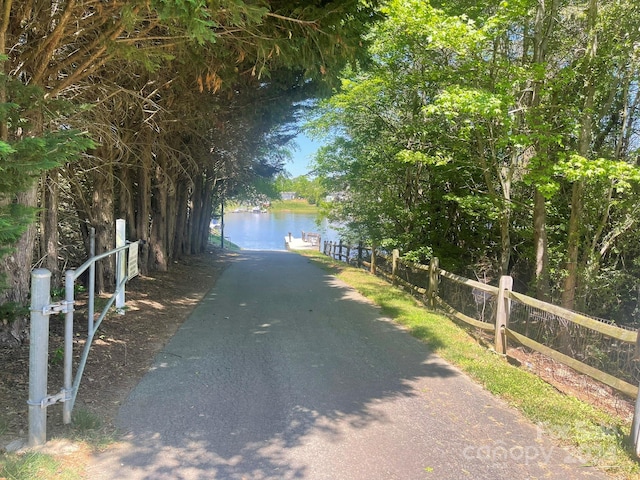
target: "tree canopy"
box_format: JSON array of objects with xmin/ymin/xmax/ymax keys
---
[
  {"xmin": 0, "ymin": 0, "xmax": 381, "ymax": 304},
  {"xmin": 308, "ymin": 0, "xmax": 640, "ymax": 322}
]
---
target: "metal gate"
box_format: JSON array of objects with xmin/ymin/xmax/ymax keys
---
[{"xmin": 28, "ymin": 219, "xmax": 139, "ymax": 446}]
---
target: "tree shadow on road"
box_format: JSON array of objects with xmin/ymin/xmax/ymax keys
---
[{"xmin": 87, "ymin": 252, "xmax": 578, "ymax": 480}]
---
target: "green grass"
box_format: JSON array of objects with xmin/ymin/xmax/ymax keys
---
[
  {"xmin": 269, "ymin": 199, "xmax": 318, "ymax": 213},
  {"xmin": 0, "ymin": 408, "xmax": 118, "ymax": 479},
  {"xmin": 0, "ymin": 452, "xmax": 81, "ymax": 480},
  {"xmin": 0, "ymin": 415, "xmax": 7, "ymax": 436},
  {"xmin": 208, "ymin": 234, "xmax": 241, "ymax": 251},
  {"xmin": 299, "ymin": 250, "xmax": 640, "ymax": 479}
]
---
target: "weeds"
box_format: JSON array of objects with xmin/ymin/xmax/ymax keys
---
[
  {"xmin": 0, "ymin": 452, "xmax": 80, "ymax": 480},
  {"xmin": 0, "ymin": 415, "xmax": 7, "ymax": 436}
]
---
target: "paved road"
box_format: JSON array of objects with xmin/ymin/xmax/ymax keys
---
[{"xmin": 88, "ymin": 251, "xmax": 605, "ymax": 480}]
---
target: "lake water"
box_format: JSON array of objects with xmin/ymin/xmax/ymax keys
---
[{"xmin": 220, "ymin": 212, "xmax": 340, "ymax": 250}]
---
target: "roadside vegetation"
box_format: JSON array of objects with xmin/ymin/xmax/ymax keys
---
[
  {"xmin": 269, "ymin": 199, "xmax": 319, "ymax": 214},
  {"xmin": 0, "ymin": 409, "xmax": 106, "ymax": 480},
  {"xmin": 307, "ymin": 0, "xmax": 640, "ymax": 325},
  {"xmin": 299, "ymin": 250, "xmax": 640, "ymax": 479},
  {"xmin": 0, "ymin": 451, "xmax": 81, "ymax": 480},
  {"xmin": 273, "ymin": 175, "xmax": 326, "ymax": 206},
  {"xmin": 208, "ymin": 234, "xmax": 242, "ymax": 252},
  {"xmin": 0, "ymin": 0, "xmax": 379, "ymax": 330}
]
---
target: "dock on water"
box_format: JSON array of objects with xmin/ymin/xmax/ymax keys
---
[{"xmin": 285, "ymin": 231, "xmax": 321, "ymax": 251}]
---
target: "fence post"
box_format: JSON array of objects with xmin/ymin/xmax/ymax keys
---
[
  {"xmin": 427, "ymin": 257, "xmax": 439, "ymax": 307},
  {"xmin": 494, "ymin": 275, "xmax": 513, "ymax": 355},
  {"xmin": 370, "ymin": 244, "xmax": 377, "ymax": 275},
  {"xmin": 633, "ymin": 381, "xmax": 640, "ymax": 457},
  {"xmin": 358, "ymin": 242, "xmax": 363, "ymax": 267},
  {"xmin": 633, "ymin": 328, "xmax": 640, "ymax": 456},
  {"xmin": 338, "ymin": 240, "xmax": 343, "ymax": 261},
  {"xmin": 62, "ymin": 269, "xmax": 75, "ymax": 424},
  {"xmin": 28, "ymin": 269, "xmax": 51, "ymax": 447},
  {"xmin": 88, "ymin": 227, "xmax": 95, "ymax": 334},
  {"xmin": 392, "ymin": 249, "xmax": 400, "ymax": 285},
  {"xmin": 115, "ymin": 219, "xmax": 126, "ymax": 312}
]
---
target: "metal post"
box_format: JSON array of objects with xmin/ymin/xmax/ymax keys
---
[
  {"xmin": 115, "ymin": 219, "xmax": 126, "ymax": 312},
  {"xmin": 28, "ymin": 269, "xmax": 51, "ymax": 447},
  {"xmin": 88, "ymin": 227, "xmax": 95, "ymax": 334},
  {"xmin": 632, "ymin": 384, "xmax": 640, "ymax": 457},
  {"xmin": 63, "ymin": 269, "xmax": 75, "ymax": 424}
]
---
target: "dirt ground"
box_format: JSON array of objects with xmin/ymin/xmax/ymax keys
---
[{"xmin": 0, "ymin": 248, "xmax": 233, "ymax": 452}]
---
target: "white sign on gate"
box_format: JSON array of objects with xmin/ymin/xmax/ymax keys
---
[{"xmin": 128, "ymin": 242, "xmax": 139, "ymax": 280}]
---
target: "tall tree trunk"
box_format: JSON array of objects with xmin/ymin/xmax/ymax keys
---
[
  {"xmin": 0, "ymin": 0, "xmax": 8, "ymax": 142},
  {"xmin": 561, "ymin": 0, "xmax": 598, "ymax": 310},
  {"xmin": 561, "ymin": 180, "xmax": 584, "ymax": 309},
  {"xmin": 172, "ymin": 178, "xmax": 190, "ymax": 259},
  {"xmin": 117, "ymin": 162, "xmax": 137, "ymax": 240},
  {"xmin": 199, "ymin": 173, "xmax": 215, "ymax": 251},
  {"xmin": 189, "ymin": 173, "xmax": 204, "ymax": 254},
  {"xmin": 91, "ymin": 158, "xmax": 115, "ymax": 293},
  {"xmin": 0, "ymin": 186, "xmax": 38, "ymax": 305},
  {"xmin": 136, "ymin": 130, "xmax": 153, "ymax": 274},
  {"xmin": 166, "ymin": 173, "xmax": 178, "ymax": 261},
  {"xmin": 530, "ymin": 0, "xmax": 558, "ymax": 301},
  {"xmin": 150, "ymin": 157, "xmax": 168, "ymax": 271},
  {"xmin": 533, "ymin": 189, "xmax": 550, "ymax": 300},
  {"xmin": 42, "ymin": 169, "xmax": 61, "ymax": 289},
  {"xmin": 0, "ymin": 103, "xmax": 43, "ymax": 304}
]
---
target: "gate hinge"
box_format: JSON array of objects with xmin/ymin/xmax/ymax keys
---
[
  {"xmin": 42, "ymin": 300, "xmax": 74, "ymax": 316},
  {"xmin": 27, "ymin": 388, "xmax": 72, "ymax": 408}
]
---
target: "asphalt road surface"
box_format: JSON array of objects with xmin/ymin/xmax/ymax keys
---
[{"xmin": 88, "ymin": 251, "xmax": 606, "ymax": 480}]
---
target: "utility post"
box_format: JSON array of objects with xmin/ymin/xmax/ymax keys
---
[
  {"xmin": 115, "ymin": 219, "xmax": 126, "ymax": 312},
  {"xmin": 28, "ymin": 269, "xmax": 51, "ymax": 446}
]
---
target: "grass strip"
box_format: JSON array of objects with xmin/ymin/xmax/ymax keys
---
[
  {"xmin": 300, "ymin": 250, "xmax": 640, "ymax": 479},
  {"xmin": 208, "ymin": 234, "xmax": 241, "ymax": 251},
  {"xmin": 0, "ymin": 451, "xmax": 81, "ymax": 480},
  {"xmin": 269, "ymin": 199, "xmax": 318, "ymax": 213}
]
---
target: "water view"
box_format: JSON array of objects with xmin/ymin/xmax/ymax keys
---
[{"xmin": 220, "ymin": 211, "xmax": 340, "ymax": 250}]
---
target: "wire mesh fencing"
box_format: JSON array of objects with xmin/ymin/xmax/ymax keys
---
[{"xmin": 508, "ymin": 300, "xmax": 640, "ymax": 387}]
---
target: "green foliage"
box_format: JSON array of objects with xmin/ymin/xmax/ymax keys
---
[
  {"xmin": 555, "ymin": 154, "xmax": 640, "ymax": 191},
  {"xmin": 274, "ymin": 174, "xmax": 326, "ymax": 205},
  {"xmin": 403, "ymin": 246, "xmax": 433, "ymax": 263},
  {"xmin": 270, "ymin": 199, "xmax": 318, "ymax": 213},
  {"xmin": 0, "ymin": 302, "xmax": 28, "ymax": 324},
  {"xmin": 0, "ymin": 66, "xmax": 94, "ymax": 272},
  {"xmin": 308, "ymin": 0, "xmax": 640, "ymax": 317},
  {"xmin": 0, "ymin": 452, "xmax": 80, "ymax": 480}
]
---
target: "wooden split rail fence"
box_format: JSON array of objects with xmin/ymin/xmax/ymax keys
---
[{"xmin": 323, "ymin": 241, "xmax": 640, "ymax": 455}]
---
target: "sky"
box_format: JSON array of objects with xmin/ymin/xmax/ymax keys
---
[{"xmin": 285, "ymin": 132, "xmax": 323, "ymax": 178}]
